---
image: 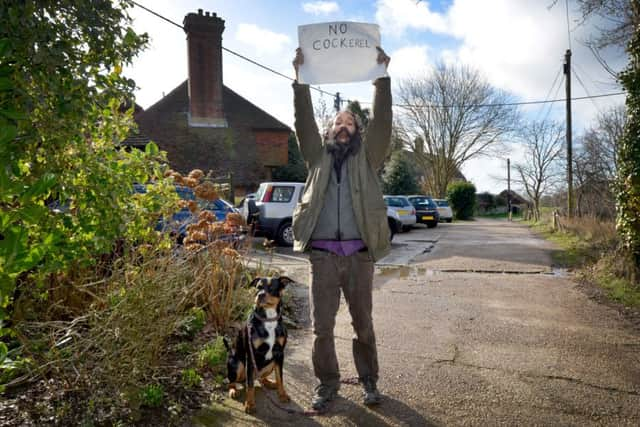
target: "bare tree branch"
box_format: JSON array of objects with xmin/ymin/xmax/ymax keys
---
[{"xmin": 396, "ymin": 63, "xmax": 519, "ymax": 197}]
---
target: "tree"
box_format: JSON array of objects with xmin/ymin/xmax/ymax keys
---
[
  {"xmin": 446, "ymin": 181, "xmax": 476, "ymax": 220},
  {"xmin": 574, "ymin": 105, "xmax": 625, "ymax": 218},
  {"xmin": 570, "ymin": 0, "xmax": 640, "ymax": 272},
  {"xmin": 616, "ymin": 3, "xmax": 640, "ymax": 270},
  {"xmin": 396, "ymin": 63, "xmax": 518, "ymax": 198},
  {"xmin": 0, "ymin": 1, "xmax": 175, "ymax": 337},
  {"xmin": 382, "ymin": 151, "xmax": 420, "ymax": 195},
  {"xmin": 347, "ymin": 100, "xmax": 370, "ymax": 128},
  {"xmin": 314, "ymin": 94, "xmax": 334, "ymax": 136},
  {"xmin": 514, "ymin": 120, "xmax": 564, "ymax": 221},
  {"xmin": 272, "ymin": 133, "xmax": 308, "ymax": 182}
]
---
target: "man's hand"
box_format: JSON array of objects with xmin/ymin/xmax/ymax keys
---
[
  {"xmin": 292, "ymin": 48, "xmax": 304, "ymax": 81},
  {"xmin": 376, "ymin": 46, "xmax": 390, "ymax": 69}
]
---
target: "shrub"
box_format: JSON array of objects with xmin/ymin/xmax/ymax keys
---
[
  {"xmin": 447, "ymin": 181, "xmax": 477, "ymax": 220},
  {"xmin": 140, "ymin": 384, "xmax": 164, "ymax": 408},
  {"xmin": 178, "ymin": 307, "xmax": 207, "ymax": 339},
  {"xmin": 181, "ymin": 369, "xmax": 202, "ymax": 389},
  {"xmin": 197, "ymin": 337, "xmax": 228, "ymax": 372}
]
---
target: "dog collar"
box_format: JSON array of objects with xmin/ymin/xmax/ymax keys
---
[{"xmin": 253, "ymin": 311, "xmax": 281, "ymax": 322}]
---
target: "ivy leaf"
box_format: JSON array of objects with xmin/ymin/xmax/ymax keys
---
[
  {"xmin": 0, "ymin": 124, "xmax": 17, "ymax": 146},
  {"xmin": 0, "ymin": 342, "xmax": 7, "ymax": 364},
  {"xmin": 19, "ymin": 173, "xmax": 57, "ymax": 203},
  {"xmin": 0, "ymin": 226, "xmax": 28, "ymax": 274},
  {"xmin": 145, "ymin": 141, "xmax": 159, "ymax": 156}
]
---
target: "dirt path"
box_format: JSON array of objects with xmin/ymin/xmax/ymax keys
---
[{"xmin": 200, "ymin": 219, "xmax": 640, "ymax": 426}]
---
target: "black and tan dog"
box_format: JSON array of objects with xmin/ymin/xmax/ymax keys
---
[{"xmin": 224, "ymin": 276, "xmax": 292, "ymax": 413}]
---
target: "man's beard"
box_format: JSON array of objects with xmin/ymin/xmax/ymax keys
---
[{"xmin": 326, "ymin": 129, "xmax": 361, "ymax": 179}]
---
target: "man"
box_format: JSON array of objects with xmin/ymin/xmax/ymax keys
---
[{"xmin": 291, "ymin": 47, "xmax": 392, "ymax": 410}]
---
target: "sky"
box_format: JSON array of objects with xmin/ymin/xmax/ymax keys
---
[{"xmin": 124, "ymin": 0, "xmax": 627, "ymax": 194}]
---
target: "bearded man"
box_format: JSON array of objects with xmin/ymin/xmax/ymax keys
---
[{"xmin": 291, "ymin": 47, "xmax": 392, "ymax": 411}]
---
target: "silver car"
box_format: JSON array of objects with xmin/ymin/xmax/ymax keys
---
[
  {"xmin": 384, "ymin": 195, "xmax": 417, "ymax": 232},
  {"xmin": 434, "ymin": 199, "xmax": 453, "ymax": 222}
]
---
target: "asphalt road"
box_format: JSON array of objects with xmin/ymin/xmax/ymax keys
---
[{"xmin": 198, "ymin": 219, "xmax": 640, "ymax": 426}]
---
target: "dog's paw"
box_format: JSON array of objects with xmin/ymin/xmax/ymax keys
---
[
  {"xmin": 278, "ymin": 392, "xmax": 291, "ymax": 403},
  {"xmin": 244, "ymin": 402, "xmax": 256, "ymax": 414}
]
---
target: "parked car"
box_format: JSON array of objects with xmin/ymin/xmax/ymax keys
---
[
  {"xmin": 236, "ymin": 192, "xmax": 256, "ymax": 219},
  {"xmin": 384, "ymin": 195, "xmax": 417, "ymax": 233},
  {"xmin": 407, "ymin": 195, "xmax": 440, "ymax": 228},
  {"xmin": 246, "ymin": 182, "xmax": 305, "ymax": 246},
  {"xmin": 433, "ymin": 198, "xmax": 453, "ymax": 223},
  {"xmin": 137, "ymin": 184, "xmax": 239, "ymax": 243}
]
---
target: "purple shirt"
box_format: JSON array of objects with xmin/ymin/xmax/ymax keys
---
[{"xmin": 311, "ymin": 239, "xmax": 366, "ymax": 256}]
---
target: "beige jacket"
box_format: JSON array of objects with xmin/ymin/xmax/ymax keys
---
[{"xmin": 291, "ymin": 77, "xmax": 392, "ymax": 261}]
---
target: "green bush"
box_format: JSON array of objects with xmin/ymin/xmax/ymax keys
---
[
  {"xmin": 447, "ymin": 181, "xmax": 477, "ymax": 220},
  {"xmin": 140, "ymin": 384, "xmax": 164, "ymax": 408},
  {"xmin": 197, "ymin": 337, "xmax": 227, "ymax": 371},
  {"xmin": 181, "ymin": 369, "xmax": 202, "ymax": 389},
  {"xmin": 382, "ymin": 151, "xmax": 420, "ymax": 195},
  {"xmin": 177, "ymin": 307, "xmax": 206, "ymax": 339}
]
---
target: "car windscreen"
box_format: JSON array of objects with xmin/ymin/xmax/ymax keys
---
[
  {"xmin": 385, "ymin": 197, "xmax": 410, "ymax": 207},
  {"xmin": 200, "ymin": 199, "xmax": 230, "ymax": 211},
  {"xmin": 409, "ymin": 197, "xmax": 435, "ymax": 208}
]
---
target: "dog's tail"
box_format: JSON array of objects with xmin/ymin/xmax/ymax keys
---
[{"xmin": 223, "ymin": 337, "xmax": 231, "ymax": 352}]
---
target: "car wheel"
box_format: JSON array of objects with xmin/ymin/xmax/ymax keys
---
[
  {"xmin": 427, "ymin": 221, "xmax": 438, "ymax": 228},
  {"xmin": 402, "ymin": 225, "xmax": 412, "ymax": 232},
  {"xmin": 446, "ymin": 218, "xmax": 452, "ymax": 223},
  {"xmin": 276, "ymin": 221, "xmax": 294, "ymax": 247}
]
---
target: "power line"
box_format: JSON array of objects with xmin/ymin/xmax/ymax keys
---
[
  {"xmin": 535, "ymin": 65, "xmax": 563, "ymax": 122},
  {"xmin": 571, "ymin": 65, "xmax": 602, "ymax": 114},
  {"xmin": 375, "ymin": 91, "xmax": 624, "ymax": 109},
  {"xmin": 541, "ymin": 74, "xmax": 565, "ymax": 123},
  {"xmin": 130, "ymin": 1, "xmax": 625, "ymax": 110}
]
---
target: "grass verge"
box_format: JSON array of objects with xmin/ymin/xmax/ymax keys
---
[{"xmin": 527, "ymin": 209, "xmax": 640, "ymax": 309}]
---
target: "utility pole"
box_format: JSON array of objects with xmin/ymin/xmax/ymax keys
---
[
  {"xmin": 563, "ymin": 49, "xmax": 574, "ymax": 218},
  {"xmin": 507, "ymin": 158, "xmax": 512, "ymax": 221},
  {"xmin": 334, "ymin": 92, "xmax": 341, "ymax": 113}
]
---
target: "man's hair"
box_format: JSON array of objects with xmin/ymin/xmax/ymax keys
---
[{"xmin": 323, "ymin": 109, "xmax": 363, "ymax": 141}]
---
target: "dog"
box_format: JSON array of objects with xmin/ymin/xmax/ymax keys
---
[{"xmin": 224, "ymin": 276, "xmax": 292, "ymax": 413}]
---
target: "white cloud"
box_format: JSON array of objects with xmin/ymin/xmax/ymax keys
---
[
  {"xmin": 235, "ymin": 23, "xmax": 291, "ymax": 55},
  {"xmin": 302, "ymin": 1, "xmax": 340, "ymax": 15},
  {"xmin": 375, "ymin": 0, "xmax": 448, "ymax": 36},
  {"xmin": 389, "ymin": 45, "xmax": 430, "ymax": 80}
]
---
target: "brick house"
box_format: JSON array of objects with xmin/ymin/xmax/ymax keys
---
[{"xmin": 124, "ymin": 10, "xmax": 291, "ymax": 197}]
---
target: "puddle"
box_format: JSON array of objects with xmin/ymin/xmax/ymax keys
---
[
  {"xmin": 374, "ymin": 265, "xmax": 441, "ymax": 287},
  {"xmin": 374, "ymin": 265, "xmax": 568, "ymax": 287}
]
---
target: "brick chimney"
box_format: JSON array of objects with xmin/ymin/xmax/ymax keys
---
[{"xmin": 183, "ymin": 9, "xmax": 226, "ymax": 127}]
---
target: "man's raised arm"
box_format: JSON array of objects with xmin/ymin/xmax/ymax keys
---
[
  {"xmin": 364, "ymin": 47, "xmax": 392, "ymax": 170},
  {"xmin": 292, "ymin": 48, "xmax": 323, "ymax": 166}
]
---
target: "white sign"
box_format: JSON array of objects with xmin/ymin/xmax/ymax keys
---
[{"xmin": 297, "ymin": 21, "xmax": 386, "ymax": 85}]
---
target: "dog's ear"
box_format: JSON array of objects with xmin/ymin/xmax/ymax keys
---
[
  {"xmin": 278, "ymin": 276, "xmax": 294, "ymax": 289},
  {"xmin": 248, "ymin": 277, "xmax": 262, "ymax": 288}
]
